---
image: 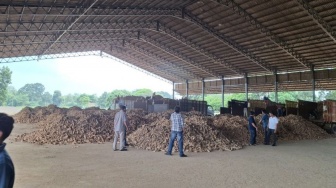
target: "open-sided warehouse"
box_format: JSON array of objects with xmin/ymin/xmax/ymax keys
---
[
  {"xmin": 1, "ymin": 1, "xmax": 336, "ymax": 188},
  {"xmin": 0, "ymin": 0, "xmax": 335, "ymax": 99}
]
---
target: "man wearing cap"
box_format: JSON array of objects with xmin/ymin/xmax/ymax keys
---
[
  {"xmin": 248, "ymin": 111, "xmax": 258, "ymax": 146},
  {"xmin": 113, "ymin": 105, "xmax": 129, "ymax": 151},
  {"xmin": 259, "ymin": 109, "xmax": 269, "ymax": 144}
]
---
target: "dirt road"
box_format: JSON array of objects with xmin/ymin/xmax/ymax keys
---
[{"xmin": 5, "ymin": 123, "xmax": 336, "ymax": 188}]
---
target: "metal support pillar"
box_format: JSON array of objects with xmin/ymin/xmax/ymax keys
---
[
  {"xmin": 311, "ymin": 65, "xmax": 316, "ymax": 102},
  {"xmin": 202, "ymin": 78, "xmax": 205, "ymax": 101},
  {"xmin": 186, "ymin": 80, "xmax": 189, "ymax": 99},
  {"xmin": 244, "ymin": 73, "xmax": 248, "ymax": 101},
  {"xmin": 274, "ymin": 70, "xmax": 278, "ymax": 103},
  {"xmin": 221, "ymin": 76, "xmax": 225, "ymax": 107},
  {"xmin": 172, "ymin": 82, "xmax": 175, "ymax": 100}
]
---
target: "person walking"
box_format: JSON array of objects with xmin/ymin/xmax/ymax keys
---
[
  {"xmin": 248, "ymin": 111, "xmax": 258, "ymax": 146},
  {"xmin": 165, "ymin": 106, "xmax": 187, "ymax": 157},
  {"xmin": 266, "ymin": 111, "xmax": 279, "ymax": 146},
  {"xmin": 0, "ymin": 113, "xmax": 15, "ymax": 188},
  {"xmin": 259, "ymin": 110, "xmax": 269, "ymax": 144},
  {"xmin": 113, "ymin": 105, "xmax": 129, "ymax": 151}
]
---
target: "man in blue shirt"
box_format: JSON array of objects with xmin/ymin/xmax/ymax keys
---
[
  {"xmin": 0, "ymin": 113, "xmax": 15, "ymax": 188},
  {"xmin": 165, "ymin": 106, "xmax": 187, "ymax": 157},
  {"xmin": 248, "ymin": 111, "xmax": 258, "ymax": 146},
  {"xmin": 259, "ymin": 110, "xmax": 269, "ymax": 144}
]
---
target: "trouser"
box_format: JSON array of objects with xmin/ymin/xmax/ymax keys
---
[
  {"xmin": 167, "ymin": 131, "xmax": 184, "ymax": 156},
  {"xmin": 124, "ymin": 129, "xmax": 128, "ymax": 145},
  {"xmin": 263, "ymin": 126, "xmax": 268, "ymax": 144},
  {"xmin": 113, "ymin": 131, "xmax": 125, "ymax": 150},
  {"xmin": 266, "ymin": 129, "xmax": 277, "ymax": 145},
  {"xmin": 249, "ymin": 129, "xmax": 257, "ymax": 145}
]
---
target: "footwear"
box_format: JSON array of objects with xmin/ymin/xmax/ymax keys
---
[
  {"xmin": 165, "ymin": 152, "xmax": 172, "ymax": 156},
  {"xmin": 125, "ymin": 143, "xmax": 129, "ymax": 147},
  {"xmin": 252, "ymin": 144, "xmax": 257, "ymax": 146},
  {"xmin": 180, "ymin": 154, "xmax": 187, "ymax": 157},
  {"xmin": 120, "ymin": 148, "xmax": 128, "ymax": 151},
  {"xmin": 113, "ymin": 149, "xmax": 118, "ymax": 151},
  {"xmin": 272, "ymin": 144, "xmax": 277, "ymax": 146}
]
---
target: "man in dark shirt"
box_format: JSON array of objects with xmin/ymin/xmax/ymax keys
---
[
  {"xmin": 259, "ymin": 110, "xmax": 269, "ymax": 144},
  {"xmin": 0, "ymin": 113, "xmax": 15, "ymax": 188},
  {"xmin": 248, "ymin": 111, "xmax": 258, "ymax": 146}
]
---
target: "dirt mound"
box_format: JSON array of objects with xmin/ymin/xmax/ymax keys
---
[
  {"xmin": 278, "ymin": 114, "xmax": 330, "ymax": 140},
  {"xmin": 128, "ymin": 112, "xmax": 242, "ymax": 152},
  {"xmin": 14, "ymin": 106, "xmax": 330, "ymax": 151},
  {"xmin": 15, "ymin": 106, "xmax": 145, "ymax": 145},
  {"xmin": 213, "ymin": 114, "xmax": 330, "ymax": 145}
]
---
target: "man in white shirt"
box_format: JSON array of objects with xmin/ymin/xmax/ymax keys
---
[
  {"xmin": 266, "ymin": 111, "xmax": 279, "ymax": 146},
  {"xmin": 113, "ymin": 105, "xmax": 129, "ymax": 151}
]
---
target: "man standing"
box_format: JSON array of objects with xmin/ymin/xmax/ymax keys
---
[
  {"xmin": 113, "ymin": 105, "xmax": 129, "ymax": 151},
  {"xmin": 259, "ymin": 110, "xmax": 269, "ymax": 144},
  {"xmin": 266, "ymin": 111, "xmax": 279, "ymax": 146},
  {"xmin": 248, "ymin": 111, "xmax": 258, "ymax": 146},
  {"xmin": 0, "ymin": 113, "xmax": 15, "ymax": 188},
  {"xmin": 165, "ymin": 106, "xmax": 187, "ymax": 157}
]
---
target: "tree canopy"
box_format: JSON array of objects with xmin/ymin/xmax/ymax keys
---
[{"xmin": 0, "ymin": 66, "xmax": 12, "ymax": 105}]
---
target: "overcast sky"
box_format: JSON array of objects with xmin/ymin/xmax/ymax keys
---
[{"xmin": 1, "ymin": 55, "xmax": 173, "ymax": 95}]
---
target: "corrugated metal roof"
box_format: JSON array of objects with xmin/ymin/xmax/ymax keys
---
[{"xmin": 0, "ymin": 0, "xmax": 335, "ymax": 92}]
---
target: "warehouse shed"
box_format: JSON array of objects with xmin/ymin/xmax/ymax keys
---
[{"xmin": 0, "ymin": 0, "xmax": 335, "ymax": 101}]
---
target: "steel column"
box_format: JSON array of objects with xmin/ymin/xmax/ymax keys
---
[
  {"xmin": 245, "ymin": 73, "xmax": 248, "ymax": 101},
  {"xmin": 274, "ymin": 70, "xmax": 278, "ymax": 103},
  {"xmin": 221, "ymin": 76, "xmax": 225, "ymax": 107},
  {"xmin": 202, "ymin": 78, "xmax": 205, "ymax": 101},
  {"xmin": 311, "ymin": 65, "xmax": 316, "ymax": 102},
  {"xmin": 172, "ymin": 82, "xmax": 175, "ymax": 100},
  {"xmin": 186, "ymin": 80, "xmax": 189, "ymax": 99}
]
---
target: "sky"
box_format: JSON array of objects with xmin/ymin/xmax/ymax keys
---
[{"xmin": 1, "ymin": 54, "xmax": 173, "ymax": 96}]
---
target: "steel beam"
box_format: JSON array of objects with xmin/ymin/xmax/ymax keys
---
[
  {"xmin": 39, "ymin": 0, "xmax": 99, "ymax": 55},
  {"xmin": 183, "ymin": 10, "xmax": 274, "ymax": 72},
  {"xmin": 295, "ymin": 0, "xmax": 336, "ymax": 43},
  {"xmin": 108, "ymin": 47, "xmax": 181, "ymax": 82},
  {"xmin": 157, "ymin": 23, "xmax": 243, "ymax": 75},
  {"xmin": 214, "ymin": 0, "xmax": 312, "ymax": 69},
  {"xmin": 139, "ymin": 33, "xmax": 219, "ymax": 77},
  {"xmin": 110, "ymin": 39, "xmax": 201, "ymax": 79}
]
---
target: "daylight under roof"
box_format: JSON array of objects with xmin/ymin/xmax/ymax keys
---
[{"xmin": 0, "ymin": 0, "xmax": 336, "ymax": 93}]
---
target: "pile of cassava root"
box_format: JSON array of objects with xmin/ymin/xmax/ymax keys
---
[{"xmin": 14, "ymin": 105, "xmax": 330, "ymax": 152}]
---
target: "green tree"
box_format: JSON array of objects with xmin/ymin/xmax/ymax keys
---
[
  {"xmin": 325, "ymin": 90, "xmax": 336, "ymax": 100},
  {"xmin": 78, "ymin": 94, "xmax": 90, "ymax": 108},
  {"xmin": 6, "ymin": 86, "xmax": 29, "ymax": 106},
  {"xmin": 18, "ymin": 83, "xmax": 45, "ymax": 105},
  {"xmin": 41, "ymin": 92, "xmax": 52, "ymax": 106},
  {"xmin": 155, "ymin": 91, "xmax": 172, "ymax": 99},
  {"xmin": 61, "ymin": 93, "xmax": 80, "ymax": 107},
  {"xmin": 52, "ymin": 90, "xmax": 63, "ymax": 106},
  {"xmin": 132, "ymin": 88, "xmax": 153, "ymax": 97},
  {"xmin": 88, "ymin": 94, "xmax": 98, "ymax": 103},
  {"xmin": 0, "ymin": 66, "xmax": 12, "ymax": 105},
  {"xmin": 205, "ymin": 94, "xmax": 222, "ymax": 111},
  {"xmin": 97, "ymin": 92, "xmax": 110, "ymax": 109}
]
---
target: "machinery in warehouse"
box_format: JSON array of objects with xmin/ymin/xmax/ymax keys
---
[{"xmin": 112, "ymin": 95, "xmax": 214, "ymax": 116}]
